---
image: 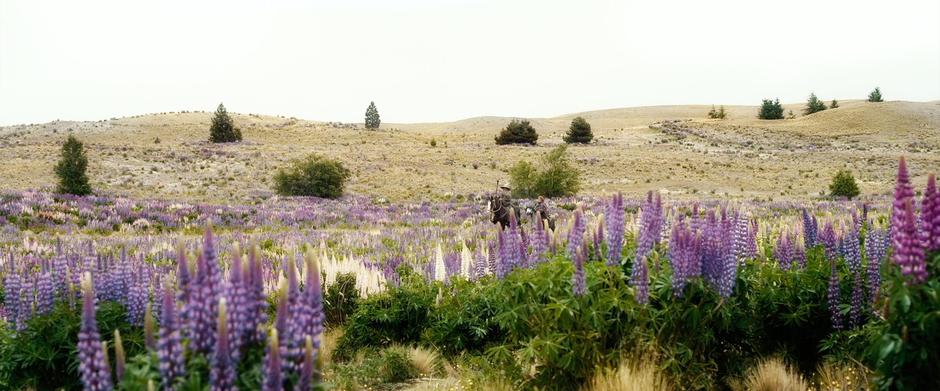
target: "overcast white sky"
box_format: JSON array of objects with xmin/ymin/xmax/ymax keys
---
[{"xmin": 1, "ymin": 0, "xmax": 938, "ymax": 126}]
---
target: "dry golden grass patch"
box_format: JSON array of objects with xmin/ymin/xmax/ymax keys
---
[
  {"xmin": 582, "ymin": 360, "xmax": 670, "ymax": 391},
  {"xmin": 732, "ymin": 358, "xmax": 809, "ymax": 391}
]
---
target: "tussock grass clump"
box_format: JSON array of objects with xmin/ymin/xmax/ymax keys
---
[
  {"xmin": 738, "ymin": 358, "xmax": 808, "ymax": 391},
  {"xmin": 582, "ymin": 360, "xmax": 670, "ymax": 391}
]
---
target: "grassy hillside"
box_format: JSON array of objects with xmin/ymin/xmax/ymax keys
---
[{"xmin": 1, "ymin": 101, "xmax": 937, "ymax": 202}]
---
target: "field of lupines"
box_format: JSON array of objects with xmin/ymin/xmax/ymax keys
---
[{"xmin": 1, "ymin": 157, "xmax": 938, "ymax": 390}]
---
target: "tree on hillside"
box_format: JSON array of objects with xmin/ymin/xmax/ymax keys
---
[
  {"xmin": 563, "ymin": 116, "xmax": 594, "ymax": 144},
  {"xmin": 803, "ymin": 93, "xmax": 828, "ymax": 115},
  {"xmin": 55, "ymin": 135, "xmax": 92, "ymax": 196},
  {"xmin": 209, "ymin": 103, "xmax": 242, "ymax": 143},
  {"xmin": 758, "ymin": 98, "xmax": 784, "ymax": 120},
  {"xmin": 365, "ymin": 101, "xmax": 381, "ymax": 129},
  {"xmin": 868, "ymin": 87, "xmax": 883, "ymax": 102},
  {"xmin": 495, "ymin": 119, "xmax": 538, "ymax": 145},
  {"xmin": 830, "ymin": 99, "xmax": 839, "ymax": 109},
  {"xmin": 829, "ymin": 170, "xmax": 860, "ymax": 199}
]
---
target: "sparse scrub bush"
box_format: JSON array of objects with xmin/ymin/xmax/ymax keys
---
[
  {"xmin": 708, "ymin": 105, "xmax": 727, "ymax": 119},
  {"xmin": 509, "ymin": 145, "xmax": 580, "ymax": 198},
  {"xmin": 828, "ymin": 170, "xmax": 860, "ymax": 199},
  {"xmin": 758, "ymin": 99, "xmax": 784, "ymax": 120},
  {"xmin": 803, "ymin": 93, "xmax": 827, "ymax": 115},
  {"xmin": 495, "ymin": 119, "xmax": 538, "ymax": 145},
  {"xmin": 564, "ymin": 116, "xmax": 594, "ymax": 144},
  {"xmin": 55, "ymin": 135, "xmax": 92, "ymax": 196},
  {"xmin": 273, "ymin": 153, "xmax": 350, "ymax": 198},
  {"xmin": 208, "ymin": 103, "xmax": 242, "ymax": 143},
  {"xmin": 830, "ymin": 99, "xmax": 839, "ymax": 109}
]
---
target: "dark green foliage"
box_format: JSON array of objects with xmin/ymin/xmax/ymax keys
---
[
  {"xmin": 273, "ymin": 154, "xmax": 351, "ymax": 198},
  {"xmin": 867, "ymin": 251, "xmax": 940, "ymax": 391},
  {"xmin": 377, "ymin": 347, "xmax": 419, "ymax": 383},
  {"xmin": 495, "ymin": 119, "xmax": 538, "ymax": 145},
  {"xmin": 0, "ymin": 301, "xmax": 144, "ymax": 390},
  {"xmin": 707, "ymin": 105, "xmax": 727, "ymax": 119},
  {"xmin": 563, "ymin": 117, "xmax": 593, "ymax": 144},
  {"xmin": 830, "ymin": 99, "xmax": 840, "ymax": 108},
  {"xmin": 422, "ymin": 277, "xmax": 503, "ymax": 355},
  {"xmin": 829, "ymin": 170, "xmax": 861, "ymax": 199},
  {"xmin": 209, "ymin": 103, "xmax": 242, "ymax": 143},
  {"xmin": 509, "ymin": 145, "xmax": 580, "ymax": 198},
  {"xmin": 868, "ymin": 87, "xmax": 883, "ymax": 102},
  {"xmin": 758, "ymin": 98, "xmax": 784, "ymax": 120},
  {"xmin": 334, "ymin": 271, "xmax": 436, "ymax": 360},
  {"xmin": 804, "ymin": 93, "xmax": 828, "ymax": 115},
  {"xmin": 55, "ymin": 135, "xmax": 92, "ymax": 196},
  {"xmin": 324, "ymin": 272, "xmax": 360, "ymax": 326},
  {"xmin": 332, "ymin": 346, "xmax": 419, "ymax": 389},
  {"xmin": 365, "ymin": 101, "xmax": 381, "ymax": 129}
]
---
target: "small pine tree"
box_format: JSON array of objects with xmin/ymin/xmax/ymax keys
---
[
  {"xmin": 803, "ymin": 93, "xmax": 828, "ymax": 115},
  {"xmin": 495, "ymin": 119, "xmax": 538, "ymax": 145},
  {"xmin": 563, "ymin": 116, "xmax": 593, "ymax": 144},
  {"xmin": 55, "ymin": 135, "xmax": 92, "ymax": 195},
  {"xmin": 868, "ymin": 87, "xmax": 883, "ymax": 102},
  {"xmin": 365, "ymin": 101, "xmax": 381, "ymax": 129},
  {"xmin": 830, "ymin": 99, "xmax": 839, "ymax": 109},
  {"xmin": 707, "ymin": 105, "xmax": 718, "ymax": 119},
  {"xmin": 208, "ymin": 103, "xmax": 242, "ymax": 143},
  {"xmin": 829, "ymin": 170, "xmax": 860, "ymax": 199},
  {"xmin": 717, "ymin": 105, "xmax": 726, "ymax": 119},
  {"xmin": 786, "ymin": 110, "xmax": 796, "ymax": 119},
  {"xmin": 758, "ymin": 98, "xmax": 784, "ymax": 120}
]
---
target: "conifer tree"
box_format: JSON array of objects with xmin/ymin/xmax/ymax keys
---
[
  {"xmin": 563, "ymin": 116, "xmax": 593, "ymax": 144},
  {"xmin": 868, "ymin": 87, "xmax": 883, "ymax": 102},
  {"xmin": 55, "ymin": 135, "xmax": 92, "ymax": 195},
  {"xmin": 495, "ymin": 119, "xmax": 538, "ymax": 145},
  {"xmin": 758, "ymin": 98, "xmax": 784, "ymax": 119},
  {"xmin": 803, "ymin": 93, "xmax": 828, "ymax": 115},
  {"xmin": 830, "ymin": 99, "xmax": 839, "ymax": 109},
  {"xmin": 209, "ymin": 103, "xmax": 242, "ymax": 143},
  {"xmin": 364, "ymin": 101, "xmax": 381, "ymax": 129}
]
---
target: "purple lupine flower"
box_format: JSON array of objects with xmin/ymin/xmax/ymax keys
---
[
  {"xmin": 144, "ymin": 302, "xmax": 156, "ymax": 350},
  {"xmin": 819, "ymin": 221, "xmax": 839, "ymax": 260},
  {"xmin": 890, "ymin": 157, "xmax": 915, "ymax": 244},
  {"xmin": 701, "ymin": 209, "xmax": 737, "ymax": 296},
  {"xmin": 224, "ymin": 247, "xmax": 248, "ymax": 363},
  {"xmin": 262, "ymin": 329, "xmax": 283, "ymax": 391},
  {"xmin": 921, "ymin": 174, "xmax": 940, "ymax": 252},
  {"xmin": 669, "ymin": 218, "xmax": 700, "ymax": 297},
  {"xmin": 732, "ymin": 211, "xmax": 752, "ymax": 264},
  {"xmin": 210, "ymin": 298, "xmax": 237, "ymax": 391},
  {"xmin": 176, "ymin": 244, "xmax": 191, "ymax": 334},
  {"xmin": 15, "ymin": 280, "xmax": 33, "ymax": 331},
  {"xmin": 892, "ymin": 200, "xmax": 928, "ymax": 283},
  {"xmin": 631, "ymin": 253, "xmax": 649, "ymax": 304},
  {"xmin": 189, "ymin": 252, "xmax": 219, "ymax": 355},
  {"xmin": 572, "ymin": 243, "xmax": 587, "ymax": 296},
  {"xmin": 3, "ymin": 271, "xmax": 22, "ymax": 327},
  {"xmin": 593, "ymin": 220, "xmax": 604, "ymax": 262},
  {"xmin": 529, "ymin": 217, "xmax": 549, "ymax": 266},
  {"xmin": 850, "ymin": 271, "xmax": 864, "ymax": 329},
  {"xmin": 297, "ymin": 335, "xmax": 317, "ymax": 391},
  {"xmin": 444, "ymin": 252, "xmax": 461, "ymax": 283},
  {"xmin": 606, "ymin": 193, "xmax": 625, "ymax": 267},
  {"xmin": 866, "ymin": 225, "xmax": 886, "ymax": 305},
  {"xmin": 843, "ymin": 221, "xmax": 863, "ymax": 274},
  {"xmin": 78, "ymin": 273, "xmax": 113, "ymax": 391},
  {"xmin": 828, "ymin": 260, "xmax": 843, "ymax": 331},
  {"xmin": 158, "ymin": 283, "xmax": 185, "ymax": 390},
  {"xmin": 567, "ymin": 209, "xmax": 586, "ymax": 259},
  {"xmin": 296, "ymin": 251, "xmax": 324, "ymax": 362},
  {"xmin": 126, "ymin": 277, "xmax": 148, "ymax": 327},
  {"xmin": 247, "ymin": 245, "xmax": 268, "ymax": 344},
  {"xmin": 794, "ymin": 239, "xmax": 806, "ymax": 270},
  {"xmin": 35, "ymin": 269, "xmax": 54, "ymax": 316},
  {"xmin": 803, "ymin": 209, "xmax": 818, "ymax": 248},
  {"xmin": 487, "ymin": 241, "xmax": 497, "ymax": 277},
  {"xmin": 282, "ymin": 256, "xmax": 304, "ymax": 374}
]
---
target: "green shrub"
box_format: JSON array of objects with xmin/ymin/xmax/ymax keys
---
[
  {"xmin": 378, "ymin": 346, "xmax": 419, "ymax": 383},
  {"xmin": 804, "ymin": 93, "xmax": 828, "ymax": 115},
  {"xmin": 273, "ymin": 154, "xmax": 350, "ymax": 198},
  {"xmin": 563, "ymin": 117, "xmax": 593, "ymax": 144},
  {"xmin": 422, "ymin": 277, "xmax": 503, "ymax": 355},
  {"xmin": 867, "ymin": 251, "xmax": 940, "ymax": 391},
  {"xmin": 868, "ymin": 87, "xmax": 883, "ymax": 102},
  {"xmin": 209, "ymin": 103, "xmax": 242, "ymax": 143},
  {"xmin": 829, "ymin": 170, "xmax": 860, "ymax": 199},
  {"xmin": 55, "ymin": 135, "xmax": 92, "ymax": 196},
  {"xmin": 758, "ymin": 98, "xmax": 784, "ymax": 120},
  {"xmin": 708, "ymin": 105, "xmax": 727, "ymax": 119},
  {"xmin": 509, "ymin": 145, "xmax": 580, "ymax": 198},
  {"xmin": 830, "ymin": 99, "xmax": 840, "ymax": 109},
  {"xmin": 365, "ymin": 101, "xmax": 381, "ymax": 129},
  {"xmin": 324, "ymin": 272, "xmax": 360, "ymax": 326},
  {"xmin": 495, "ymin": 119, "xmax": 538, "ymax": 145}
]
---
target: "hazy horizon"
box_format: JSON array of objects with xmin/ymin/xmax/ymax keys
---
[{"xmin": 2, "ymin": 0, "xmax": 939, "ymax": 126}]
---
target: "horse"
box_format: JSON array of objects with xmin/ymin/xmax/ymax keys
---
[
  {"xmin": 487, "ymin": 194, "xmax": 521, "ymax": 230},
  {"xmin": 523, "ymin": 204, "xmax": 556, "ymax": 231}
]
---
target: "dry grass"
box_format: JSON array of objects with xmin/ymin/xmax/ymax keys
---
[
  {"xmin": 1, "ymin": 101, "xmax": 938, "ymax": 202},
  {"xmin": 735, "ymin": 358, "xmax": 809, "ymax": 391},
  {"xmin": 582, "ymin": 360, "xmax": 670, "ymax": 391},
  {"xmin": 318, "ymin": 327, "xmax": 343, "ymax": 367},
  {"xmin": 812, "ymin": 361, "xmax": 871, "ymax": 391},
  {"xmin": 407, "ymin": 346, "xmax": 443, "ymax": 377}
]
